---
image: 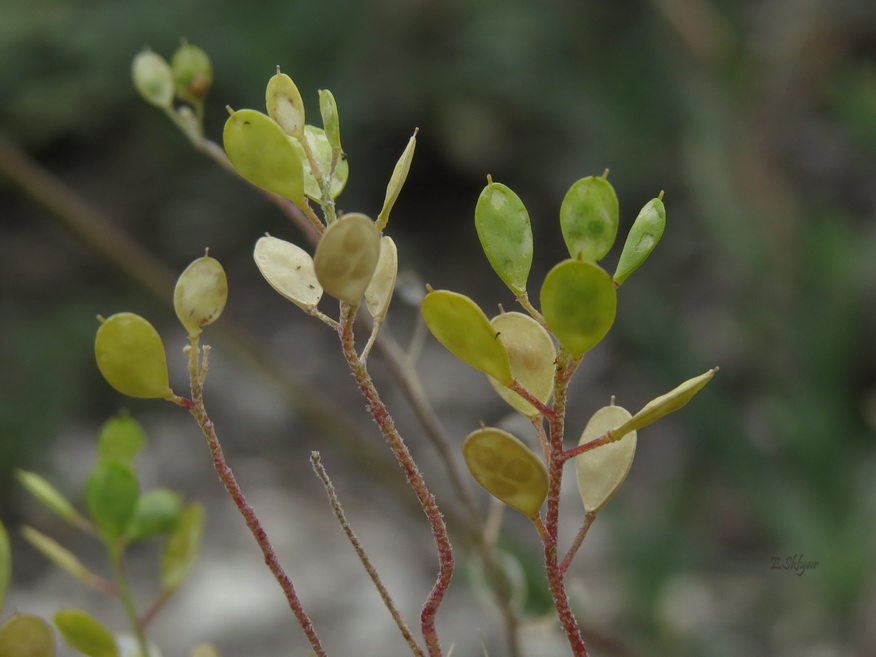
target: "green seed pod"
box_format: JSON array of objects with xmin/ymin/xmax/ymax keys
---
[
  {"xmin": 170, "ymin": 42, "xmax": 212, "ymax": 104},
  {"xmin": 615, "ymin": 368, "xmax": 718, "ymax": 438},
  {"xmin": 463, "ymin": 427, "xmax": 548, "ymax": 518},
  {"xmin": 289, "ymin": 125, "xmax": 349, "ymax": 201},
  {"xmin": 16, "ymin": 470, "xmax": 83, "ymax": 526},
  {"xmin": 98, "ymin": 415, "xmax": 146, "ymax": 463},
  {"xmin": 540, "ymin": 259, "xmax": 617, "ymax": 358},
  {"xmin": 313, "ymin": 213, "xmax": 380, "ymax": 304},
  {"xmin": 0, "ymin": 614, "xmax": 55, "ymax": 657},
  {"xmin": 86, "ymin": 459, "xmax": 139, "ymax": 541},
  {"xmin": 488, "ymin": 312, "xmax": 555, "ymax": 417},
  {"xmin": 0, "ymin": 521, "xmax": 9, "ymax": 614},
  {"xmin": 253, "ymin": 235, "xmax": 323, "ymax": 309},
  {"xmin": 613, "ymin": 195, "xmax": 666, "ymax": 286},
  {"xmin": 190, "ymin": 645, "xmax": 222, "ymax": 657},
  {"xmin": 21, "ymin": 527, "xmax": 96, "ymax": 585},
  {"xmin": 575, "ymin": 405, "xmax": 636, "ymax": 514},
  {"xmin": 421, "ymin": 290, "xmax": 512, "ymax": 385},
  {"xmin": 131, "ymin": 49, "xmax": 174, "ymax": 108},
  {"xmin": 54, "ymin": 608, "xmax": 118, "ymax": 657},
  {"xmin": 475, "ymin": 179, "xmax": 533, "ymax": 295},
  {"xmin": 365, "ymin": 236, "xmax": 398, "ymax": 321},
  {"xmin": 126, "ymin": 489, "xmax": 184, "ymax": 540},
  {"xmin": 559, "ymin": 176, "xmax": 619, "ymax": 262},
  {"xmin": 161, "ymin": 503, "xmax": 205, "ymax": 591},
  {"xmin": 376, "ymin": 129, "xmax": 417, "ymax": 231},
  {"xmin": 319, "ymin": 89, "xmax": 342, "ymax": 151},
  {"xmin": 174, "ymin": 254, "xmax": 228, "ymax": 337},
  {"xmin": 266, "ymin": 69, "xmax": 305, "ymax": 138},
  {"xmin": 223, "ymin": 108, "xmax": 305, "ymax": 204},
  {"xmin": 95, "ymin": 313, "xmax": 172, "ymax": 400}
]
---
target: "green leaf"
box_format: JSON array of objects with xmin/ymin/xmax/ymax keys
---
[
  {"xmin": 421, "ymin": 290, "xmax": 512, "ymax": 385},
  {"xmin": 613, "ymin": 195, "xmax": 666, "ymax": 286},
  {"xmin": 290, "ymin": 125, "xmax": 349, "ymax": 201},
  {"xmin": 223, "ymin": 109, "xmax": 304, "ymax": 204},
  {"xmin": 97, "ymin": 415, "xmax": 146, "ymax": 464},
  {"xmin": 161, "ymin": 503, "xmax": 205, "ymax": 591},
  {"xmin": 253, "ymin": 235, "xmax": 323, "ymax": 310},
  {"xmin": 487, "ymin": 312, "xmax": 556, "ymax": 417},
  {"xmin": 20, "ymin": 527, "xmax": 98, "ymax": 586},
  {"xmin": 0, "ymin": 521, "xmax": 10, "ymax": 614},
  {"xmin": 94, "ymin": 313, "xmax": 172, "ymax": 400},
  {"xmin": 15, "ymin": 470, "xmax": 87, "ymax": 528},
  {"xmin": 174, "ymin": 254, "xmax": 228, "ymax": 337},
  {"xmin": 559, "ymin": 176, "xmax": 619, "ymax": 262},
  {"xmin": 364, "ymin": 236, "xmax": 398, "ymax": 322},
  {"xmin": 615, "ymin": 369, "xmax": 718, "ymax": 438},
  {"xmin": 54, "ymin": 609, "xmax": 118, "ymax": 657},
  {"xmin": 313, "ymin": 213, "xmax": 380, "ymax": 304},
  {"xmin": 0, "ymin": 614, "xmax": 55, "ymax": 657},
  {"xmin": 265, "ymin": 69, "xmax": 305, "ymax": 138},
  {"xmin": 540, "ymin": 260, "xmax": 617, "ymax": 357},
  {"xmin": 474, "ymin": 180, "xmax": 533, "ymax": 295},
  {"xmin": 376, "ymin": 130, "xmax": 417, "ymax": 231},
  {"xmin": 575, "ymin": 405, "xmax": 636, "ymax": 513},
  {"xmin": 462, "ymin": 427, "xmax": 548, "ymax": 518},
  {"xmin": 126, "ymin": 489, "xmax": 183, "ymax": 541},
  {"xmin": 85, "ymin": 460, "xmax": 139, "ymax": 541}
]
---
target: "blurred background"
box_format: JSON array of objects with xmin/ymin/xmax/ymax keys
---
[{"xmin": 2, "ymin": 0, "xmax": 876, "ymax": 655}]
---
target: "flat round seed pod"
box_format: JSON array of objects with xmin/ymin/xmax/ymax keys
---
[
  {"xmin": 488, "ymin": 312, "xmax": 556, "ymax": 416},
  {"xmin": 559, "ymin": 176, "xmax": 619, "ymax": 262},
  {"xmin": 174, "ymin": 255, "xmax": 227, "ymax": 337},
  {"xmin": 540, "ymin": 259, "xmax": 616, "ymax": 358},
  {"xmin": 223, "ymin": 109, "xmax": 304, "ymax": 204},
  {"xmin": 575, "ymin": 405, "xmax": 636, "ymax": 513},
  {"xmin": 289, "ymin": 125, "xmax": 349, "ymax": 201},
  {"xmin": 265, "ymin": 70, "xmax": 305, "ymax": 137},
  {"xmin": 421, "ymin": 290, "xmax": 512, "ymax": 385},
  {"xmin": 0, "ymin": 614, "xmax": 54, "ymax": 657},
  {"xmin": 54, "ymin": 608, "xmax": 118, "ymax": 657},
  {"xmin": 475, "ymin": 180, "xmax": 533, "ymax": 295},
  {"xmin": 313, "ymin": 213, "xmax": 380, "ymax": 304},
  {"xmin": 463, "ymin": 427, "xmax": 548, "ymax": 518},
  {"xmin": 95, "ymin": 313, "xmax": 172, "ymax": 400},
  {"xmin": 253, "ymin": 235, "xmax": 322, "ymax": 309},
  {"xmin": 365, "ymin": 236, "xmax": 398, "ymax": 321}
]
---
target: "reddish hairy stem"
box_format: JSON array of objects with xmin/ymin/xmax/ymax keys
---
[
  {"xmin": 338, "ymin": 305, "xmax": 453, "ymax": 657},
  {"xmin": 560, "ymin": 429, "xmax": 618, "ymax": 463}
]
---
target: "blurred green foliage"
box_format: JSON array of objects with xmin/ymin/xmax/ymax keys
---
[{"xmin": 2, "ymin": 0, "xmax": 876, "ymax": 654}]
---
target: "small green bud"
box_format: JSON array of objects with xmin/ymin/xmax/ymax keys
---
[
  {"xmin": 174, "ymin": 253, "xmax": 228, "ymax": 337},
  {"xmin": 475, "ymin": 178, "xmax": 533, "ymax": 295},
  {"xmin": 575, "ymin": 405, "xmax": 636, "ymax": 513},
  {"xmin": 376, "ymin": 129, "xmax": 417, "ymax": 231},
  {"xmin": 132, "ymin": 49, "xmax": 174, "ymax": 108},
  {"xmin": 560, "ymin": 175, "xmax": 619, "ymax": 262},
  {"xmin": 95, "ymin": 313, "xmax": 173, "ymax": 400},
  {"xmin": 54, "ymin": 609, "xmax": 118, "ymax": 657},
  {"xmin": 318, "ymin": 89, "xmax": 341, "ymax": 150},
  {"xmin": 171, "ymin": 42, "xmax": 212, "ymax": 104},
  {"xmin": 266, "ymin": 68, "xmax": 305, "ymax": 138},
  {"xmin": 613, "ymin": 195, "xmax": 666, "ymax": 286},
  {"xmin": 364, "ymin": 236, "xmax": 398, "ymax": 321},
  {"xmin": 0, "ymin": 614, "xmax": 55, "ymax": 657},
  {"xmin": 313, "ymin": 213, "xmax": 381, "ymax": 304},
  {"xmin": 422, "ymin": 289, "xmax": 512, "ymax": 385},
  {"xmin": 488, "ymin": 312, "xmax": 555, "ymax": 417},
  {"xmin": 463, "ymin": 427, "xmax": 548, "ymax": 518}
]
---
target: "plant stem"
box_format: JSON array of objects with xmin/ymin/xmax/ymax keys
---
[
  {"xmin": 560, "ymin": 511, "xmax": 597, "ymax": 577},
  {"xmin": 338, "ymin": 304, "xmax": 452, "ymax": 657},
  {"xmin": 108, "ymin": 542, "xmax": 150, "ymax": 657}
]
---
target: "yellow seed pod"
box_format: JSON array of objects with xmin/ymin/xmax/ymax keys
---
[
  {"xmin": 174, "ymin": 254, "xmax": 228, "ymax": 337},
  {"xmin": 266, "ymin": 68, "xmax": 305, "ymax": 138},
  {"xmin": 575, "ymin": 405, "xmax": 636, "ymax": 514},
  {"xmin": 364, "ymin": 236, "xmax": 398, "ymax": 321},
  {"xmin": 462, "ymin": 427, "xmax": 548, "ymax": 519},
  {"xmin": 253, "ymin": 235, "xmax": 323, "ymax": 309},
  {"xmin": 488, "ymin": 312, "xmax": 556, "ymax": 417},
  {"xmin": 95, "ymin": 313, "xmax": 173, "ymax": 400},
  {"xmin": 313, "ymin": 213, "xmax": 380, "ymax": 304}
]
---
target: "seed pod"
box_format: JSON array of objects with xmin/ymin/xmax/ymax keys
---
[
  {"xmin": 0, "ymin": 521, "xmax": 9, "ymax": 614},
  {"xmin": 253, "ymin": 235, "xmax": 323, "ymax": 309},
  {"xmin": 365, "ymin": 236, "xmax": 398, "ymax": 321},
  {"xmin": 613, "ymin": 195, "xmax": 666, "ymax": 286},
  {"xmin": 614, "ymin": 368, "xmax": 718, "ymax": 438},
  {"xmin": 223, "ymin": 108, "xmax": 305, "ymax": 204},
  {"xmin": 463, "ymin": 427, "xmax": 548, "ymax": 518},
  {"xmin": 421, "ymin": 290, "xmax": 512, "ymax": 385},
  {"xmin": 575, "ymin": 405, "xmax": 636, "ymax": 513},
  {"xmin": 170, "ymin": 42, "xmax": 212, "ymax": 104},
  {"xmin": 161, "ymin": 503, "xmax": 205, "ymax": 591},
  {"xmin": 319, "ymin": 89, "xmax": 342, "ymax": 151},
  {"xmin": 313, "ymin": 213, "xmax": 380, "ymax": 304},
  {"xmin": 16, "ymin": 470, "xmax": 83, "ymax": 526},
  {"xmin": 21, "ymin": 527, "xmax": 96, "ymax": 586},
  {"xmin": 98, "ymin": 415, "xmax": 147, "ymax": 463},
  {"xmin": 474, "ymin": 179, "xmax": 533, "ymax": 295},
  {"xmin": 560, "ymin": 176, "xmax": 619, "ymax": 262},
  {"xmin": 290, "ymin": 125, "xmax": 349, "ymax": 200},
  {"xmin": 86, "ymin": 459, "xmax": 139, "ymax": 541},
  {"xmin": 376, "ymin": 130, "xmax": 417, "ymax": 231},
  {"xmin": 54, "ymin": 608, "xmax": 119, "ymax": 657},
  {"xmin": 126, "ymin": 489, "xmax": 184, "ymax": 540},
  {"xmin": 0, "ymin": 614, "xmax": 54, "ymax": 657},
  {"xmin": 95, "ymin": 313, "xmax": 172, "ymax": 400},
  {"xmin": 174, "ymin": 254, "xmax": 228, "ymax": 337},
  {"xmin": 540, "ymin": 259, "xmax": 616, "ymax": 358},
  {"xmin": 132, "ymin": 49, "xmax": 174, "ymax": 108},
  {"xmin": 488, "ymin": 312, "xmax": 555, "ymax": 417},
  {"xmin": 266, "ymin": 69, "xmax": 305, "ymax": 138}
]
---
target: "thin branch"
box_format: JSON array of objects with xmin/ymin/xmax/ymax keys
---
[{"xmin": 560, "ymin": 511, "xmax": 597, "ymax": 577}]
